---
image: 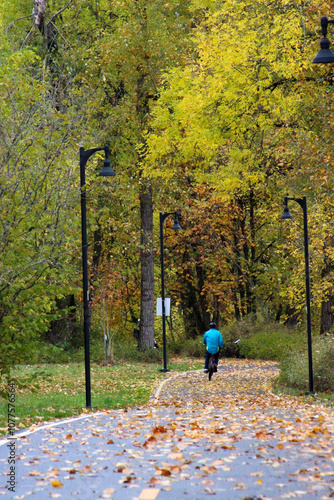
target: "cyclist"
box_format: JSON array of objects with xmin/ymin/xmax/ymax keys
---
[{"xmin": 203, "ymin": 322, "xmax": 223, "ymax": 373}]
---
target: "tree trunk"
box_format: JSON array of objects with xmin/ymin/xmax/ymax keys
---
[
  {"xmin": 179, "ymin": 250, "xmax": 211, "ymax": 338},
  {"xmin": 212, "ymin": 295, "xmax": 220, "ymax": 327},
  {"xmin": 320, "ymin": 295, "xmax": 334, "ymax": 334},
  {"xmin": 139, "ymin": 180, "xmax": 155, "ymax": 350},
  {"xmin": 46, "ymin": 295, "xmax": 78, "ymax": 346},
  {"xmin": 33, "ymin": 0, "xmax": 46, "ymax": 30},
  {"xmin": 320, "ymin": 248, "xmax": 334, "ymax": 334}
]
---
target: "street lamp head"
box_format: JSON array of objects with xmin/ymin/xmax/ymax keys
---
[
  {"xmin": 99, "ymin": 158, "xmax": 116, "ymax": 177},
  {"xmin": 171, "ymin": 212, "xmax": 182, "ymax": 230},
  {"xmin": 313, "ymin": 37, "xmax": 334, "ymax": 64},
  {"xmin": 280, "ymin": 196, "xmax": 293, "ymax": 220},
  {"xmin": 99, "ymin": 144, "xmax": 116, "ymax": 176},
  {"xmin": 172, "ymin": 220, "xmax": 182, "ymax": 230},
  {"xmin": 280, "ymin": 205, "xmax": 293, "ymax": 220}
]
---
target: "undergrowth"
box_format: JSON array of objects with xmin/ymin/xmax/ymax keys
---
[{"xmin": 278, "ymin": 334, "xmax": 334, "ymax": 393}]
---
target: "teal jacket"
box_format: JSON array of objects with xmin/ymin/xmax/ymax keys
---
[{"xmin": 203, "ymin": 328, "xmax": 223, "ymax": 354}]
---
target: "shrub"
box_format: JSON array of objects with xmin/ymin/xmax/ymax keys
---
[
  {"xmin": 220, "ymin": 318, "xmax": 304, "ymax": 361},
  {"xmin": 166, "ymin": 318, "xmax": 305, "ymax": 361},
  {"xmin": 14, "ymin": 339, "xmax": 71, "ymax": 364},
  {"xmin": 278, "ymin": 335, "xmax": 334, "ymax": 393},
  {"xmin": 168, "ymin": 336, "xmax": 204, "ymax": 358},
  {"xmin": 112, "ymin": 336, "xmax": 163, "ymax": 364}
]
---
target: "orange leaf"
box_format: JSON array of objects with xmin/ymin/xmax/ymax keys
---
[
  {"xmin": 29, "ymin": 470, "xmax": 41, "ymax": 476},
  {"xmin": 161, "ymin": 468, "xmax": 172, "ymax": 476},
  {"xmin": 202, "ymin": 466, "xmax": 218, "ymax": 474},
  {"xmin": 152, "ymin": 426, "xmax": 167, "ymax": 435},
  {"xmin": 51, "ymin": 480, "xmax": 63, "ymax": 488},
  {"xmin": 81, "ymin": 465, "xmax": 92, "ymax": 473},
  {"xmin": 143, "ymin": 436, "xmax": 157, "ymax": 448}
]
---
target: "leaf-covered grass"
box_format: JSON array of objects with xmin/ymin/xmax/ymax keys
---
[
  {"xmin": 0, "ymin": 362, "xmax": 159, "ymax": 435},
  {"xmin": 0, "ymin": 357, "xmax": 203, "ymax": 436}
]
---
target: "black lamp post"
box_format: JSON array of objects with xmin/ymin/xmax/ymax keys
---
[
  {"xmin": 79, "ymin": 144, "xmax": 115, "ymax": 408},
  {"xmin": 280, "ymin": 195, "xmax": 314, "ymax": 394},
  {"xmin": 159, "ymin": 211, "xmax": 182, "ymax": 372},
  {"xmin": 313, "ymin": 16, "xmax": 334, "ymax": 64}
]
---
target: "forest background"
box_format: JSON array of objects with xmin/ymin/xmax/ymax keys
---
[{"xmin": 1, "ymin": 0, "xmax": 334, "ymax": 380}]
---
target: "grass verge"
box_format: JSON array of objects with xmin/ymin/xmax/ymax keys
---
[
  {"xmin": 0, "ymin": 357, "xmax": 203, "ymax": 435},
  {"xmin": 0, "ymin": 361, "xmax": 162, "ymax": 435}
]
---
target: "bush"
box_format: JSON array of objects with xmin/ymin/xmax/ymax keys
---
[
  {"xmin": 14, "ymin": 339, "xmax": 72, "ymax": 364},
  {"xmin": 165, "ymin": 318, "xmax": 305, "ymax": 362},
  {"xmin": 168, "ymin": 337, "xmax": 204, "ymax": 358},
  {"xmin": 278, "ymin": 335, "xmax": 334, "ymax": 393},
  {"xmin": 220, "ymin": 318, "xmax": 304, "ymax": 361},
  {"xmin": 112, "ymin": 336, "xmax": 163, "ymax": 364}
]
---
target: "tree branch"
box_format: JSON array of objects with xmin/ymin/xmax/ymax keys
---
[
  {"xmin": 48, "ymin": 0, "xmax": 73, "ymax": 25},
  {"xmin": 5, "ymin": 14, "xmax": 33, "ymax": 35}
]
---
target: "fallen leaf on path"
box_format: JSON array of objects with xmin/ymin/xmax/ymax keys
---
[
  {"xmin": 51, "ymin": 480, "xmax": 63, "ymax": 488},
  {"xmin": 80, "ymin": 465, "xmax": 91, "ymax": 473},
  {"xmin": 139, "ymin": 489, "xmax": 160, "ymax": 500},
  {"xmin": 29, "ymin": 470, "xmax": 41, "ymax": 476},
  {"xmin": 102, "ymin": 488, "xmax": 116, "ymax": 499},
  {"xmin": 204, "ymin": 487, "xmax": 215, "ymax": 494}
]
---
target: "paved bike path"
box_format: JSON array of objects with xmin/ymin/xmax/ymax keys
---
[{"xmin": 1, "ymin": 360, "xmax": 334, "ymax": 499}]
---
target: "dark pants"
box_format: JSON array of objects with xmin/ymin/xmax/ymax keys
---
[{"xmin": 205, "ymin": 351, "xmax": 219, "ymax": 369}]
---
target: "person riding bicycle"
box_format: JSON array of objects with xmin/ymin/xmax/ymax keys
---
[{"xmin": 203, "ymin": 322, "xmax": 223, "ymax": 373}]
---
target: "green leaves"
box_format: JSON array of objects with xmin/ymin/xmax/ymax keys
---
[{"xmin": 0, "ymin": 24, "xmax": 82, "ymax": 373}]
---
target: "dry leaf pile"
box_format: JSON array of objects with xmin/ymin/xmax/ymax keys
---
[{"xmin": 0, "ymin": 359, "xmax": 333, "ymax": 499}]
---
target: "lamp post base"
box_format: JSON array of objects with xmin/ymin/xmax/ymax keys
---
[{"xmin": 160, "ymin": 368, "xmax": 170, "ymax": 373}]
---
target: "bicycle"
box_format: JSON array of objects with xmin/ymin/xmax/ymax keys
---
[{"xmin": 208, "ymin": 354, "xmax": 217, "ymax": 381}]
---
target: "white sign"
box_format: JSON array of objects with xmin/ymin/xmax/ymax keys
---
[{"xmin": 156, "ymin": 298, "xmax": 171, "ymax": 316}]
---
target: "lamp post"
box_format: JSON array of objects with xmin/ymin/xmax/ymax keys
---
[
  {"xmin": 280, "ymin": 195, "xmax": 314, "ymax": 394},
  {"xmin": 79, "ymin": 144, "xmax": 115, "ymax": 408},
  {"xmin": 310, "ymin": 17, "xmax": 334, "ymax": 392},
  {"xmin": 159, "ymin": 211, "xmax": 182, "ymax": 372}
]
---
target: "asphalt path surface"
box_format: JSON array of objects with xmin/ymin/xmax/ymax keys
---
[{"xmin": 1, "ymin": 359, "xmax": 334, "ymax": 499}]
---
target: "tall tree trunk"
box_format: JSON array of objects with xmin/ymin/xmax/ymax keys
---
[
  {"xmin": 320, "ymin": 240, "xmax": 334, "ymax": 334},
  {"xmin": 320, "ymin": 295, "xmax": 334, "ymax": 334},
  {"xmin": 212, "ymin": 295, "xmax": 220, "ymax": 327},
  {"xmin": 46, "ymin": 295, "xmax": 78, "ymax": 346},
  {"xmin": 139, "ymin": 180, "xmax": 155, "ymax": 350},
  {"xmin": 248, "ymin": 188, "xmax": 257, "ymax": 315},
  {"xmin": 179, "ymin": 250, "xmax": 211, "ymax": 338}
]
